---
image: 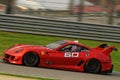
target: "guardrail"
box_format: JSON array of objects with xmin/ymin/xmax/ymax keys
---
[{"xmin": 0, "ymin": 14, "xmax": 120, "ymax": 42}]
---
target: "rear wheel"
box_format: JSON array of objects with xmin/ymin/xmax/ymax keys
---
[
  {"xmin": 23, "ymin": 52, "xmax": 40, "ymax": 67},
  {"xmin": 85, "ymin": 59, "xmax": 101, "ymax": 73}
]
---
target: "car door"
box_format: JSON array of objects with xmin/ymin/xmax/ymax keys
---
[
  {"xmin": 43, "ymin": 44, "xmax": 78, "ymax": 66},
  {"xmin": 44, "ymin": 44, "xmax": 88, "ymax": 67},
  {"xmin": 44, "ymin": 44, "xmax": 76, "ymax": 66},
  {"xmin": 59, "ymin": 44, "xmax": 81, "ymax": 66}
]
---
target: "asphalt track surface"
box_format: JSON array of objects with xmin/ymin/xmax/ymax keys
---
[{"xmin": 0, "ymin": 58, "xmax": 120, "ymax": 80}]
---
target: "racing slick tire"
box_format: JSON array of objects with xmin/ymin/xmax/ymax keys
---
[
  {"xmin": 85, "ymin": 59, "xmax": 101, "ymax": 73},
  {"xmin": 23, "ymin": 52, "xmax": 40, "ymax": 67}
]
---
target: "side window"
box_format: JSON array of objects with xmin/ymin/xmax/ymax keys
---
[
  {"xmin": 59, "ymin": 45, "xmax": 72, "ymax": 52},
  {"xmin": 70, "ymin": 45, "xmax": 79, "ymax": 52},
  {"xmin": 60, "ymin": 44, "xmax": 88, "ymax": 52},
  {"xmin": 80, "ymin": 46, "xmax": 88, "ymax": 51}
]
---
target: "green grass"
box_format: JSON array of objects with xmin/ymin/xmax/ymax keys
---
[
  {"xmin": 0, "ymin": 31, "xmax": 120, "ymax": 71},
  {"xmin": 0, "ymin": 73, "xmax": 55, "ymax": 80}
]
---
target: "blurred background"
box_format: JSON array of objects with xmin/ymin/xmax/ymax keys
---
[{"xmin": 0, "ymin": 0, "xmax": 120, "ymax": 25}]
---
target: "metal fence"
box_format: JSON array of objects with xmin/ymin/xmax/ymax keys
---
[{"xmin": 0, "ymin": 14, "xmax": 120, "ymax": 42}]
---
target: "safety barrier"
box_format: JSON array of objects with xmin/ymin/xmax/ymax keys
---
[{"xmin": 0, "ymin": 14, "xmax": 120, "ymax": 42}]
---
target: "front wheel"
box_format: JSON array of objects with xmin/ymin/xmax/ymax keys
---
[
  {"xmin": 85, "ymin": 59, "xmax": 101, "ymax": 73},
  {"xmin": 23, "ymin": 52, "xmax": 40, "ymax": 67}
]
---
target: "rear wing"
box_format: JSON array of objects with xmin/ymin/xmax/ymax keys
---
[
  {"xmin": 95, "ymin": 44, "xmax": 108, "ymax": 50},
  {"xmin": 95, "ymin": 43, "xmax": 117, "ymax": 55}
]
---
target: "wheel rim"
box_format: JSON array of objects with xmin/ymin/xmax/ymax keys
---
[
  {"xmin": 85, "ymin": 60, "xmax": 101, "ymax": 73},
  {"xmin": 23, "ymin": 53, "xmax": 39, "ymax": 66}
]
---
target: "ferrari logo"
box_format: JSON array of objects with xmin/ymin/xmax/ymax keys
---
[{"xmin": 41, "ymin": 51, "xmax": 45, "ymax": 55}]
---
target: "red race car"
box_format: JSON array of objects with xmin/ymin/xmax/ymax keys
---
[{"xmin": 3, "ymin": 40, "xmax": 117, "ymax": 73}]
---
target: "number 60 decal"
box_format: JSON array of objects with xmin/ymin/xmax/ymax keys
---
[{"xmin": 64, "ymin": 52, "xmax": 79, "ymax": 58}]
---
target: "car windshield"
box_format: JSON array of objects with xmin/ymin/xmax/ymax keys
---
[{"xmin": 45, "ymin": 40, "xmax": 67, "ymax": 49}]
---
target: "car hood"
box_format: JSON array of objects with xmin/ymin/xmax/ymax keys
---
[{"xmin": 5, "ymin": 44, "xmax": 49, "ymax": 53}]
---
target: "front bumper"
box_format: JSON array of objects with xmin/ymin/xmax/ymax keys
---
[{"xmin": 3, "ymin": 54, "xmax": 22, "ymax": 64}]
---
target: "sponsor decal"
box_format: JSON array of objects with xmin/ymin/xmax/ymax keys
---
[{"xmin": 85, "ymin": 53, "xmax": 89, "ymax": 57}]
